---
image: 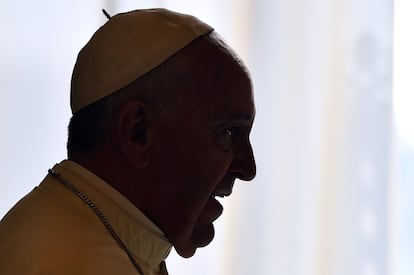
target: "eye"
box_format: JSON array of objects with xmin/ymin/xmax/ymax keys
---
[
  {"xmin": 225, "ymin": 127, "xmax": 239, "ymax": 137},
  {"xmin": 216, "ymin": 126, "xmax": 241, "ymax": 151}
]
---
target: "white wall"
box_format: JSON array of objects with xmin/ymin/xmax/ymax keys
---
[{"xmin": 1, "ymin": 1, "xmax": 402, "ymax": 275}]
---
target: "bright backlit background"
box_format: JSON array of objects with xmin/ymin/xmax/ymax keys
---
[{"xmin": 1, "ymin": 1, "xmax": 412, "ymax": 274}]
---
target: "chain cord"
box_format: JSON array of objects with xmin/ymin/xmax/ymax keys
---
[{"xmin": 48, "ymin": 169, "xmax": 145, "ymax": 275}]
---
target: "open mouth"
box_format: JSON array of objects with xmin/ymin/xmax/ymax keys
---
[
  {"xmin": 211, "ymin": 189, "xmax": 231, "ymax": 198},
  {"xmin": 206, "ymin": 194, "xmax": 224, "ymax": 220},
  {"xmin": 212, "ymin": 193, "xmax": 224, "ymax": 198}
]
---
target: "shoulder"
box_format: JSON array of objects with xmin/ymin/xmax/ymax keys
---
[{"xmin": 0, "ymin": 178, "xmax": 135, "ymax": 274}]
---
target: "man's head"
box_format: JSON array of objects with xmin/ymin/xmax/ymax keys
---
[{"xmin": 67, "ymin": 9, "xmax": 256, "ymax": 258}]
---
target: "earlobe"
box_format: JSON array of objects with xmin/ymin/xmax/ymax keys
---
[{"xmin": 117, "ymin": 101, "xmax": 151, "ymax": 169}]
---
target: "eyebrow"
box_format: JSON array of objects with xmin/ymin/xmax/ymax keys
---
[
  {"xmin": 215, "ymin": 113, "xmax": 255, "ymax": 126},
  {"xmin": 231, "ymin": 113, "xmax": 254, "ymax": 122}
]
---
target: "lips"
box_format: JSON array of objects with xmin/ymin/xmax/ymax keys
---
[
  {"xmin": 208, "ymin": 196, "xmax": 224, "ymax": 221},
  {"xmin": 204, "ymin": 177, "xmax": 235, "ymax": 221},
  {"xmin": 189, "ymin": 178, "xmax": 234, "ymax": 249},
  {"xmin": 191, "ymin": 196, "xmax": 224, "ymax": 247},
  {"xmin": 212, "ymin": 173, "xmax": 236, "ymax": 198},
  {"xmin": 212, "ymin": 190, "xmax": 232, "ymax": 198}
]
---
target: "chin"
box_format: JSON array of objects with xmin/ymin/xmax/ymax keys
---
[
  {"xmin": 174, "ymin": 225, "xmax": 215, "ymax": 258},
  {"xmin": 175, "ymin": 246, "xmax": 197, "ymax": 258},
  {"xmin": 170, "ymin": 216, "xmax": 215, "ymax": 258}
]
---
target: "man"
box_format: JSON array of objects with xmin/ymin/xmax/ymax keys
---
[{"xmin": 0, "ymin": 8, "xmax": 256, "ymax": 275}]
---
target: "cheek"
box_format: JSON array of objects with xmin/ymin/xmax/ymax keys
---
[
  {"xmin": 161, "ymin": 126, "xmax": 232, "ymax": 193},
  {"xmin": 193, "ymin": 149, "xmax": 230, "ymax": 181},
  {"xmin": 179, "ymin": 152, "xmax": 230, "ymax": 199}
]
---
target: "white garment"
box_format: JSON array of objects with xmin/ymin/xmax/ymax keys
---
[{"xmin": 0, "ymin": 160, "xmax": 172, "ymax": 275}]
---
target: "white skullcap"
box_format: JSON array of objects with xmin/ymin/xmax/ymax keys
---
[{"xmin": 70, "ymin": 8, "xmax": 213, "ymax": 113}]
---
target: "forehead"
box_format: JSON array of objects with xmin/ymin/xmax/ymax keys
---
[{"xmin": 180, "ymin": 35, "xmax": 255, "ymax": 122}]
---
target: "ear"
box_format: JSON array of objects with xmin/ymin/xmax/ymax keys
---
[{"xmin": 117, "ymin": 100, "xmax": 151, "ymax": 169}]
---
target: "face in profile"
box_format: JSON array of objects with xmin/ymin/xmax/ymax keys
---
[{"xmin": 148, "ymin": 34, "xmax": 256, "ymax": 258}]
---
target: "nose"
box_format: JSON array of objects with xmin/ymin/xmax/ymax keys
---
[{"xmin": 230, "ymin": 141, "xmax": 256, "ymax": 181}]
